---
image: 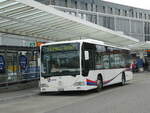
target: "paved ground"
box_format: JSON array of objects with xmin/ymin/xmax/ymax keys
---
[
  {"xmin": 0, "ymin": 72, "xmax": 150, "ymax": 113},
  {"xmin": 0, "ymin": 88, "xmax": 39, "ymax": 102}
]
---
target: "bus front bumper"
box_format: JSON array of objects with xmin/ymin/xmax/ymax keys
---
[{"xmin": 40, "ymin": 85, "xmax": 96, "ymax": 92}]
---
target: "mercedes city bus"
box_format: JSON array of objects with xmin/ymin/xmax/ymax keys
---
[{"xmin": 40, "ymin": 39, "xmax": 133, "ymax": 92}]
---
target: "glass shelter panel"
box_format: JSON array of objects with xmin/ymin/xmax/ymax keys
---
[{"xmin": 0, "ymin": 46, "xmax": 39, "ymax": 85}]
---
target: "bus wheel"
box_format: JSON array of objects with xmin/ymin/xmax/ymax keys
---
[
  {"xmin": 96, "ymin": 77, "xmax": 103, "ymax": 92},
  {"xmin": 121, "ymin": 73, "xmax": 126, "ymax": 86}
]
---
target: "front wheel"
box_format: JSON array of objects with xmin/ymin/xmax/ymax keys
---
[{"xmin": 96, "ymin": 78, "xmax": 103, "ymax": 92}]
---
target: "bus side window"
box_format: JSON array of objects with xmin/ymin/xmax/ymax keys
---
[
  {"xmin": 95, "ymin": 45, "xmax": 105, "ymax": 69},
  {"xmin": 95, "ymin": 52, "xmax": 104, "ymax": 69},
  {"xmin": 103, "ymin": 55, "xmax": 110, "ymax": 69},
  {"xmin": 102, "ymin": 46, "xmax": 111, "ymax": 69},
  {"xmin": 110, "ymin": 48, "xmax": 128, "ymax": 68},
  {"xmin": 123, "ymin": 50, "xmax": 131, "ymax": 68}
]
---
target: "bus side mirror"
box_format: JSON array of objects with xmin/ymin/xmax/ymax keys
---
[{"xmin": 84, "ymin": 51, "xmax": 89, "ymax": 60}]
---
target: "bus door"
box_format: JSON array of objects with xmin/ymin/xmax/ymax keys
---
[{"xmin": 82, "ymin": 43, "xmax": 96, "ymax": 76}]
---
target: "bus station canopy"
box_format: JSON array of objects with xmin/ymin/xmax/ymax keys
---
[
  {"xmin": 129, "ymin": 41, "xmax": 150, "ymax": 50},
  {"xmin": 0, "ymin": 0, "xmax": 139, "ymax": 47}
]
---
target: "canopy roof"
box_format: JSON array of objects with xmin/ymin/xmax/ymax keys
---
[
  {"xmin": 129, "ymin": 41, "xmax": 150, "ymax": 50},
  {"xmin": 0, "ymin": 0, "xmax": 139, "ymax": 47}
]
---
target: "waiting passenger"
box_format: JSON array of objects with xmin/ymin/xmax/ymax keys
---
[
  {"xmin": 136, "ymin": 57, "xmax": 144, "ymax": 72},
  {"xmin": 130, "ymin": 60, "xmax": 137, "ymax": 73}
]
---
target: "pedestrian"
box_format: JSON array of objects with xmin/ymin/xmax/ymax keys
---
[
  {"xmin": 136, "ymin": 57, "xmax": 144, "ymax": 72},
  {"xmin": 130, "ymin": 60, "xmax": 136, "ymax": 73}
]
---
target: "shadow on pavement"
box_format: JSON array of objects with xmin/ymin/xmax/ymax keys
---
[{"xmin": 39, "ymin": 83, "xmax": 132, "ymax": 97}]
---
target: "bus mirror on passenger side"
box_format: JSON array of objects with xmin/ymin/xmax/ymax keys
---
[{"xmin": 84, "ymin": 51, "xmax": 89, "ymax": 60}]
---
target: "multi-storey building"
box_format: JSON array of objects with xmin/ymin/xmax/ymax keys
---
[{"xmin": 36, "ymin": 0, "xmax": 150, "ymax": 42}]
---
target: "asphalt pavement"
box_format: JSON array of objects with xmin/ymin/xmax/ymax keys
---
[{"xmin": 0, "ymin": 72, "xmax": 150, "ymax": 113}]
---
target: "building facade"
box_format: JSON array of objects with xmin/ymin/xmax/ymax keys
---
[{"xmin": 36, "ymin": 0, "xmax": 150, "ymax": 42}]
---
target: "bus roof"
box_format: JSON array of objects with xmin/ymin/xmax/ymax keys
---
[{"xmin": 41, "ymin": 39, "xmax": 130, "ymax": 50}]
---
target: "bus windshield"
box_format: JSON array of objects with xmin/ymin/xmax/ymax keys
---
[{"xmin": 41, "ymin": 43, "xmax": 80, "ymax": 77}]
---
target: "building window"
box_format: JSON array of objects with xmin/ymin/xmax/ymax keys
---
[
  {"xmin": 118, "ymin": 9, "xmax": 121, "ymax": 15},
  {"xmin": 103, "ymin": 17, "xmax": 115, "ymax": 30},
  {"xmin": 110, "ymin": 8, "xmax": 113, "ymax": 14},
  {"xmin": 75, "ymin": 1, "xmax": 77, "ymax": 9},
  {"xmin": 136, "ymin": 12, "xmax": 138, "ymax": 18},
  {"xmin": 85, "ymin": 3, "xmax": 88, "ymax": 10},
  {"xmin": 149, "ymin": 15, "xmax": 150, "ymax": 20},
  {"xmin": 145, "ymin": 14, "xmax": 147, "ymax": 19},
  {"xmin": 123, "ymin": 10, "xmax": 127, "ymax": 16},
  {"xmin": 103, "ymin": 6, "xmax": 106, "ymax": 13},
  {"xmin": 132, "ymin": 11, "xmax": 134, "ymax": 17},
  {"xmin": 91, "ymin": 3, "xmax": 93, "ymax": 11},
  {"xmin": 108, "ymin": 7, "xmax": 113, "ymax": 14},
  {"xmin": 65, "ymin": 0, "xmax": 67, "ymax": 7},
  {"xmin": 125, "ymin": 10, "xmax": 127, "ymax": 16},
  {"xmin": 96, "ymin": 5, "xmax": 98, "ymax": 12},
  {"xmin": 129, "ymin": 8, "xmax": 134, "ymax": 17},
  {"xmin": 51, "ymin": 0, "xmax": 55, "ymax": 5},
  {"xmin": 139, "ymin": 13, "xmax": 142, "ymax": 19},
  {"xmin": 115, "ymin": 8, "xmax": 120, "ymax": 15},
  {"xmin": 144, "ymin": 22, "xmax": 150, "ymax": 41}
]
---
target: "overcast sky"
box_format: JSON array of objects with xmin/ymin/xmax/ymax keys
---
[{"xmin": 103, "ymin": 0, "xmax": 150, "ymax": 10}]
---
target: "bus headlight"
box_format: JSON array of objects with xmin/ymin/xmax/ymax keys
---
[
  {"xmin": 40, "ymin": 83, "xmax": 49, "ymax": 88},
  {"xmin": 73, "ymin": 82, "xmax": 85, "ymax": 86}
]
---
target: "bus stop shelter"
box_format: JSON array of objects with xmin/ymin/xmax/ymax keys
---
[
  {"xmin": 0, "ymin": 0, "xmax": 139, "ymax": 47},
  {"xmin": 0, "ymin": 0, "xmax": 139, "ymax": 85},
  {"xmin": 129, "ymin": 41, "xmax": 150, "ymax": 71},
  {"xmin": 129, "ymin": 41, "xmax": 150, "ymax": 50},
  {"xmin": 0, "ymin": 45, "xmax": 39, "ymax": 86}
]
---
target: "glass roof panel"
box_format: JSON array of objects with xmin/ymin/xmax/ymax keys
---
[{"xmin": 0, "ymin": 0, "xmax": 139, "ymax": 47}]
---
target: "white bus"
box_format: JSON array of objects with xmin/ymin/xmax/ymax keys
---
[{"xmin": 40, "ymin": 39, "xmax": 133, "ymax": 92}]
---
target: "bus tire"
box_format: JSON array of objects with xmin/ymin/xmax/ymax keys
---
[
  {"xmin": 96, "ymin": 75, "xmax": 103, "ymax": 92},
  {"xmin": 121, "ymin": 72, "xmax": 126, "ymax": 86}
]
